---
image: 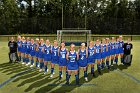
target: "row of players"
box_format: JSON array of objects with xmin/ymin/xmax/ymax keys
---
[{"xmin": 17, "ymin": 36, "xmax": 124, "ymax": 85}]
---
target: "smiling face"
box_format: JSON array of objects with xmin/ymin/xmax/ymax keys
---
[
  {"xmin": 54, "ymin": 40, "xmax": 58, "ymax": 46},
  {"xmin": 61, "ymin": 42, "xmax": 65, "ymax": 48},
  {"xmin": 81, "ymin": 43, "xmax": 85, "ymax": 49},
  {"xmin": 119, "ymin": 36, "xmax": 123, "ymax": 41},
  {"xmin": 89, "ymin": 41, "xmax": 94, "ymax": 47},
  {"xmin": 112, "ymin": 37, "xmax": 115, "ymax": 42},
  {"xmin": 17, "ymin": 36, "xmax": 21, "ymax": 41},
  {"xmin": 40, "ymin": 39, "xmax": 44, "ymax": 44},
  {"xmin": 96, "ymin": 39, "xmax": 100, "ymax": 45},
  {"xmin": 46, "ymin": 39, "xmax": 50, "ymax": 45},
  {"xmin": 102, "ymin": 38, "xmax": 106, "ymax": 44},
  {"xmin": 31, "ymin": 39, "xmax": 34, "ymax": 44},
  {"xmin": 22, "ymin": 37, "xmax": 25, "ymax": 42},
  {"xmin": 36, "ymin": 38, "xmax": 39, "ymax": 44},
  {"xmin": 70, "ymin": 44, "xmax": 75, "ymax": 51}
]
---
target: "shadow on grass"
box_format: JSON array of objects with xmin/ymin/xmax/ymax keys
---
[
  {"xmin": 2, "ymin": 65, "xmax": 24, "ymax": 73},
  {"xmin": 24, "ymin": 76, "xmax": 58, "ymax": 92},
  {"xmin": 0, "ymin": 63, "xmax": 19, "ymax": 71},
  {"xmin": 17, "ymin": 72, "xmax": 51, "ymax": 87}
]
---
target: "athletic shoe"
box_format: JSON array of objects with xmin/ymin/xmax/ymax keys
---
[
  {"xmin": 50, "ymin": 74, "xmax": 53, "ymax": 78},
  {"xmin": 22, "ymin": 62, "xmax": 25, "ymax": 64},
  {"xmin": 84, "ymin": 77, "xmax": 88, "ymax": 82},
  {"xmin": 39, "ymin": 69, "xmax": 42, "ymax": 72}
]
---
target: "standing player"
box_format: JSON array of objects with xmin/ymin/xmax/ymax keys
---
[
  {"xmin": 119, "ymin": 36, "xmax": 124, "ymax": 64},
  {"xmin": 17, "ymin": 36, "xmax": 22, "ymax": 62},
  {"xmin": 110, "ymin": 37, "xmax": 116, "ymax": 66},
  {"xmin": 66, "ymin": 44, "xmax": 79, "ymax": 85},
  {"xmin": 106, "ymin": 38, "xmax": 111, "ymax": 69},
  {"xmin": 21, "ymin": 37, "xmax": 26, "ymax": 64},
  {"xmin": 30, "ymin": 39, "xmax": 36, "ymax": 67},
  {"xmin": 50, "ymin": 40, "xmax": 59, "ymax": 78},
  {"xmin": 95, "ymin": 39, "xmax": 102, "ymax": 74},
  {"xmin": 87, "ymin": 41, "xmax": 96, "ymax": 77},
  {"xmin": 78, "ymin": 43, "xmax": 88, "ymax": 81},
  {"xmin": 35, "ymin": 38, "xmax": 40, "ymax": 68},
  {"xmin": 114, "ymin": 38, "xmax": 120, "ymax": 65},
  {"xmin": 101, "ymin": 38, "xmax": 107, "ymax": 69},
  {"xmin": 59, "ymin": 42, "xmax": 68, "ymax": 81},
  {"xmin": 25, "ymin": 37, "xmax": 31, "ymax": 66},
  {"xmin": 38, "ymin": 39, "xmax": 45, "ymax": 72},
  {"xmin": 43, "ymin": 39, "xmax": 52, "ymax": 74}
]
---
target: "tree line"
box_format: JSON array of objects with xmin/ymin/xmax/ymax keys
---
[{"xmin": 0, "ymin": 0, "xmax": 140, "ymax": 35}]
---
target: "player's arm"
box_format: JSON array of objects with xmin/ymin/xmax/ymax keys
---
[
  {"xmin": 76, "ymin": 52, "xmax": 79, "ymax": 60},
  {"xmin": 86, "ymin": 47, "xmax": 88, "ymax": 58},
  {"xmin": 66, "ymin": 52, "xmax": 69, "ymax": 60}
]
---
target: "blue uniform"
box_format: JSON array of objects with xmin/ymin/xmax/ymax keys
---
[
  {"xmin": 67, "ymin": 51, "xmax": 78, "ymax": 70},
  {"xmin": 115, "ymin": 42, "xmax": 120, "ymax": 54},
  {"xmin": 95, "ymin": 45, "xmax": 102, "ymax": 59},
  {"xmin": 106, "ymin": 43, "xmax": 111, "ymax": 57},
  {"xmin": 78, "ymin": 49, "xmax": 87, "ymax": 67},
  {"xmin": 17, "ymin": 40, "xmax": 21, "ymax": 52},
  {"xmin": 26, "ymin": 41, "xmax": 31, "ymax": 54},
  {"xmin": 110, "ymin": 42, "xmax": 116, "ymax": 55},
  {"xmin": 30, "ymin": 43, "xmax": 35, "ymax": 56},
  {"xmin": 119, "ymin": 41, "xmax": 124, "ymax": 54},
  {"xmin": 59, "ymin": 48, "xmax": 67, "ymax": 66},
  {"xmin": 44, "ymin": 45, "xmax": 51, "ymax": 61},
  {"xmin": 87, "ymin": 47, "xmax": 95, "ymax": 64},
  {"xmin": 51, "ymin": 46, "xmax": 59, "ymax": 64},
  {"xmin": 38, "ymin": 44, "xmax": 45, "ymax": 59},
  {"xmin": 101, "ymin": 44, "xmax": 107, "ymax": 58},
  {"xmin": 21, "ymin": 41, "xmax": 26, "ymax": 53}
]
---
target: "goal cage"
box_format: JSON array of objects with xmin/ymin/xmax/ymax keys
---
[{"xmin": 57, "ymin": 30, "xmax": 91, "ymax": 46}]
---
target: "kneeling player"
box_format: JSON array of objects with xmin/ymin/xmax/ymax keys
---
[
  {"xmin": 78, "ymin": 43, "xmax": 88, "ymax": 81},
  {"xmin": 59, "ymin": 42, "xmax": 68, "ymax": 80},
  {"xmin": 66, "ymin": 44, "xmax": 79, "ymax": 85},
  {"xmin": 50, "ymin": 40, "xmax": 59, "ymax": 78}
]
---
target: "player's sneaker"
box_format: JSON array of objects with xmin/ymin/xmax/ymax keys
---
[
  {"xmin": 50, "ymin": 74, "xmax": 53, "ymax": 78},
  {"xmin": 30, "ymin": 65, "xmax": 34, "ymax": 68},
  {"xmin": 22, "ymin": 62, "xmax": 25, "ymax": 64},
  {"xmin": 84, "ymin": 77, "xmax": 88, "ymax": 82},
  {"xmin": 53, "ymin": 72, "xmax": 55, "ymax": 75},
  {"xmin": 39, "ymin": 69, "xmax": 42, "ymax": 72}
]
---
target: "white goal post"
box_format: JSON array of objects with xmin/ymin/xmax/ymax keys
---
[{"xmin": 57, "ymin": 30, "xmax": 91, "ymax": 46}]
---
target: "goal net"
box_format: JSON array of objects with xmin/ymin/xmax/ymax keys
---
[{"xmin": 57, "ymin": 30, "xmax": 91, "ymax": 46}]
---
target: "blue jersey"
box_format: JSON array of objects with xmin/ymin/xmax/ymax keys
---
[
  {"xmin": 17, "ymin": 40, "xmax": 21, "ymax": 52},
  {"xmin": 110, "ymin": 42, "xmax": 116, "ymax": 55},
  {"xmin": 88, "ymin": 46, "xmax": 95, "ymax": 58},
  {"xmin": 21, "ymin": 41, "xmax": 26, "ymax": 53},
  {"xmin": 95, "ymin": 44, "xmax": 102, "ymax": 59},
  {"xmin": 26, "ymin": 41, "xmax": 31, "ymax": 50},
  {"xmin": 106, "ymin": 43, "xmax": 111, "ymax": 56},
  {"xmin": 30, "ymin": 43, "xmax": 35, "ymax": 51},
  {"xmin": 51, "ymin": 46, "xmax": 59, "ymax": 64},
  {"xmin": 67, "ymin": 51, "xmax": 78, "ymax": 70},
  {"xmin": 79, "ymin": 49, "xmax": 87, "ymax": 61},
  {"xmin": 78, "ymin": 49, "xmax": 87, "ymax": 67},
  {"xmin": 111, "ymin": 42, "xmax": 115, "ymax": 50},
  {"xmin": 59, "ymin": 48, "xmax": 67, "ymax": 66},
  {"xmin": 38, "ymin": 44, "xmax": 45, "ymax": 52},
  {"xmin": 95, "ymin": 45, "xmax": 101, "ymax": 54},
  {"xmin": 119, "ymin": 41, "xmax": 124, "ymax": 54},
  {"xmin": 44, "ymin": 45, "xmax": 52, "ymax": 61},
  {"xmin": 30, "ymin": 43, "xmax": 35, "ymax": 56},
  {"xmin": 102, "ymin": 44, "xmax": 107, "ymax": 53},
  {"xmin": 115, "ymin": 42, "xmax": 120, "ymax": 49}
]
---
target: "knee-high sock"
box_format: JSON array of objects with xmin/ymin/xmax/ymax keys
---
[
  {"xmin": 121, "ymin": 58, "xmax": 124, "ymax": 63},
  {"xmin": 51, "ymin": 68, "xmax": 54, "ymax": 74},
  {"xmin": 91, "ymin": 67, "xmax": 94, "ymax": 74},
  {"xmin": 75, "ymin": 74, "xmax": 79, "ymax": 84},
  {"xmin": 31, "ymin": 59, "xmax": 34, "ymax": 65},
  {"xmin": 115, "ymin": 58, "xmax": 118, "ymax": 64},
  {"xmin": 66, "ymin": 74, "xmax": 71, "ymax": 82},
  {"xmin": 59, "ymin": 71, "xmax": 62, "ymax": 78},
  {"xmin": 111, "ymin": 59, "xmax": 113, "ymax": 65},
  {"xmin": 106, "ymin": 60, "xmax": 110, "ymax": 69},
  {"xmin": 66, "ymin": 71, "xmax": 68, "ymax": 80},
  {"xmin": 84, "ymin": 71, "xmax": 87, "ymax": 77},
  {"xmin": 26, "ymin": 58, "xmax": 29, "ymax": 64},
  {"xmin": 101, "ymin": 62, "xmax": 105, "ymax": 69},
  {"xmin": 44, "ymin": 65, "xmax": 48, "ymax": 72},
  {"xmin": 97, "ymin": 64, "xmax": 101, "ymax": 72},
  {"xmin": 36, "ymin": 61, "xmax": 39, "ymax": 67}
]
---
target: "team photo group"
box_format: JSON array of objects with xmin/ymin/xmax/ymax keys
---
[{"xmin": 8, "ymin": 35, "xmax": 133, "ymax": 85}]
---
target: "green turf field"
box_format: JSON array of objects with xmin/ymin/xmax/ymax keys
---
[{"xmin": 0, "ymin": 41, "xmax": 140, "ymax": 93}]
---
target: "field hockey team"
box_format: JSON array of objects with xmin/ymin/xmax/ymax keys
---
[{"xmin": 16, "ymin": 35, "xmax": 125, "ymax": 85}]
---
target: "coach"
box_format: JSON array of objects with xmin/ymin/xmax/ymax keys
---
[
  {"xmin": 123, "ymin": 38, "xmax": 133, "ymax": 66},
  {"xmin": 8, "ymin": 37, "xmax": 19, "ymax": 63}
]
